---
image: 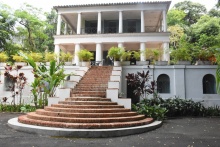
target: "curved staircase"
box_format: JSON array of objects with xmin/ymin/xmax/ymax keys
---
[{"xmin": 8, "ymin": 66, "xmax": 162, "ymax": 137}]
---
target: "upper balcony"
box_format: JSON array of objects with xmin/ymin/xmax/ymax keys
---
[{"xmin": 54, "ymin": 1, "xmax": 171, "ymax": 36}]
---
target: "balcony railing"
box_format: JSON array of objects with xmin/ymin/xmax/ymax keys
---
[
  {"xmin": 104, "ymin": 27, "xmax": 117, "ymax": 33},
  {"xmin": 82, "ymin": 27, "xmax": 97, "ymax": 34},
  {"xmin": 80, "ymin": 26, "xmax": 160, "ymax": 34}
]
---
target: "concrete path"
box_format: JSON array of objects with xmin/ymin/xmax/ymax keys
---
[{"xmin": 1, "ymin": 113, "xmax": 220, "ymax": 147}]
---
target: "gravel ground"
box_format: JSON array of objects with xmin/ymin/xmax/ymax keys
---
[{"xmin": 0, "ymin": 113, "xmax": 220, "ymax": 147}]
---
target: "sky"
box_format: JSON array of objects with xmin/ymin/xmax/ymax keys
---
[{"xmin": 0, "ymin": 0, "xmax": 218, "ymax": 12}]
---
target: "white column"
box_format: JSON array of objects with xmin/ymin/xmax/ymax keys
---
[
  {"xmin": 77, "ymin": 13, "xmax": 81, "ymax": 34},
  {"xmin": 54, "ymin": 45, "xmax": 60, "ymax": 62},
  {"xmin": 96, "ymin": 43, "xmax": 102, "ymax": 62},
  {"xmin": 56, "ymin": 14, "xmax": 61, "ymax": 35},
  {"xmin": 140, "ymin": 42, "xmax": 146, "ymax": 61},
  {"xmin": 64, "ymin": 23, "xmax": 67, "ymax": 35},
  {"xmin": 141, "ymin": 10, "xmax": 145, "ymax": 33},
  {"xmin": 119, "ymin": 11, "xmax": 123, "ymax": 33},
  {"xmin": 162, "ymin": 42, "xmax": 170, "ymax": 61},
  {"xmin": 74, "ymin": 44, "xmax": 81, "ymax": 65},
  {"xmin": 163, "ymin": 10, "xmax": 167, "ymax": 32},
  {"xmin": 118, "ymin": 42, "xmax": 124, "ymax": 48},
  {"xmin": 97, "ymin": 12, "xmax": 102, "ymax": 34}
]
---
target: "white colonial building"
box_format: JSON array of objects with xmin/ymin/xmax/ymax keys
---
[
  {"xmin": 53, "ymin": 1, "xmax": 171, "ymax": 65},
  {"xmin": 0, "ymin": 1, "xmax": 219, "ymax": 107}
]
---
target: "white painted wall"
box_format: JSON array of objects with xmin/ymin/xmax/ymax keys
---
[
  {"xmin": 1, "ymin": 65, "xmax": 219, "ymax": 107},
  {"xmin": 122, "ymin": 65, "xmax": 220, "ymax": 107},
  {"xmin": 0, "ymin": 65, "xmax": 81, "ymax": 104}
]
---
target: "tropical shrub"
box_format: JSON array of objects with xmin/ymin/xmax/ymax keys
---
[
  {"xmin": 12, "ymin": 54, "xmax": 24, "ymax": 62},
  {"xmin": 77, "ymin": 49, "xmax": 94, "ymax": 62},
  {"xmin": 45, "ymin": 52, "xmax": 56, "ymax": 62},
  {"xmin": 122, "ymin": 51, "xmax": 140, "ymax": 61},
  {"xmin": 60, "ymin": 52, "xmax": 73, "ymax": 62},
  {"xmin": 132, "ymin": 104, "xmax": 167, "ymax": 120},
  {"xmin": 107, "ymin": 47, "xmax": 125, "ymax": 61},
  {"xmin": 29, "ymin": 52, "xmax": 43, "ymax": 62},
  {"xmin": 171, "ymin": 48, "xmax": 192, "ymax": 62},
  {"xmin": 133, "ymin": 97, "xmax": 208, "ymax": 118},
  {"xmin": 19, "ymin": 51, "xmax": 68, "ymax": 108},
  {"xmin": 0, "ymin": 52, "xmax": 8, "ymax": 62}
]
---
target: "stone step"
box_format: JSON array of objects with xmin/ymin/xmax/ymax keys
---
[
  {"xmin": 71, "ymin": 91, "xmax": 106, "ymax": 97},
  {"xmin": 35, "ymin": 109, "xmax": 138, "ymax": 118},
  {"xmin": 18, "ymin": 115, "xmax": 153, "ymax": 129},
  {"xmin": 75, "ymin": 84, "xmax": 108, "ymax": 87},
  {"xmin": 65, "ymin": 97, "xmax": 111, "ymax": 101},
  {"xmin": 26, "ymin": 112, "xmax": 146, "ymax": 123},
  {"xmin": 73, "ymin": 87, "xmax": 107, "ymax": 91},
  {"xmin": 51, "ymin": 104, "xmax": 125, "ymax": 109},
  {"xmin": 58, "ymin": 100, "xmax": 117, "ymax": 105},
  {"xmin": 44, "ymin": 107, "xmax": 130, "ymax": 113},
  {"xmin": 79, "ymin": 81, "xmax": 109, "ymax": 84}
]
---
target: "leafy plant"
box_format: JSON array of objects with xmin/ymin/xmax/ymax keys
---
[
  {"xmin": 19, "ymin": 51, "xmax": 68, "ymax": 102},
  {"xmin": 122, "ymin": 51, "xmax": 140, "ymax": 61},
  {"xmin": 192, "ymin": 48, "xmax": 213, "ymax": 61},
  {"xmin": 171, "ymin": 48, "xmax": 192, "ymax": 62},
  {"xmin": 12, "ymin": 54, "xmax": 24, "ymax": 62},
  {"xmin": 107, "ymin": 47, "xmax": 125, "ymax": 61},
  {"xmin": 0, "ymin": 104, "xmax": 36, "ymax": 112},
  {"xmin": 45, "ymin": 52, "xmax": 56, "ymax": 62},
  {"xmin": 0, "ymin": 52, "xmax": 9, "ymax": 62},
  {"xmin": 60, "ymin": 52, "xmax": 73, "ymax": 62},
  {"xmin": 126, "ymin": 71, "xmax": 157, "ymax": 99},
  {"xmin": 216, "ymin": 48, "xmax": 220, "ymax": 94},
  {"xmin": 29, "ymin": 52, "xmax": 43, "ymax": 62},
  {"xmin": 4, "ymin": 65, "xmax": 27, "ymax": 105},
  {"xmin": 132, "ymin": 104, "xmax": 167, "ymax": 120},
  {"xmin": 133, "ymin": 97, "xmax": 207, "ymax": 118},
  {"xmin": 77, "ymin": 49, "xmax": 94, "ymax": 62},
  {"xmin": 145, "ymin": 49, "xmax": 162, "ymax": 63}
]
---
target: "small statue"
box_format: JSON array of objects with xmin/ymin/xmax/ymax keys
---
[{"xmin": 130, "ymin": 52, "xmax": 136, "ymax": 65}]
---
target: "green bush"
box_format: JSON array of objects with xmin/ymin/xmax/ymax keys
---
[
  {"xmin": 132, "ymin": 97, "xmax": 220, "ymax": 119},
  {"xmin": 132, "ymin": 104, "xmax": 167, "ymax": 120},
  {"xmin": 0, "ymin": 104, "xmax": 36, "ymax": 112}
]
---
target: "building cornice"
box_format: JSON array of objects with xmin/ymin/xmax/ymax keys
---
[{"xmin": 53, "ymin": 1, "xmax": 171, "ymax": 11}]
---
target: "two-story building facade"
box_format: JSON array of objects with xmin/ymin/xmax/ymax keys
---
[{"xmin": 53, "ymin": 1, "xmax": 171, "ymax": 65}]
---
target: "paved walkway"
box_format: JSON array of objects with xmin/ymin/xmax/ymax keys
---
[{"xmin": 0, "ymin": 113, "xmax": 220, "ymax": 147}]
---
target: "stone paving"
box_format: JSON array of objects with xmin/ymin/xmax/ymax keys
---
[{"xmin": 1, "ymin": 113, "xmax": 220, "ymax": 147}]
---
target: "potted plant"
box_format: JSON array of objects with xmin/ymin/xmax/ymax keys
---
[
  {"xmin": 107, "ymin": 46, "xmax": 125, "ymax": 66},
  {"xmin": 0, "ymin": 52, "xmax": 8, "ymax": 66},
  {"xmin": 170, "ymin": 48, "xmax": 192, "ymax": 65},
  {"xmin": 12, "ymin": 54, "xmax": 27, "ymax": 66},
  {"xmin": 45, "ymin": 52, "xmax": 56, "ymax": 65},
  {"xmin": 60, "ymin": 52, "xmax": 73, "ymax": 66},
  {"xmin": 121, "ymin": 51, "xmax": 140, "ymax": 66},
  {"xmin": 77, "ymin": 49, "xmax": 94, "ymax": 67},
  {"xmin": 151, "ymin": 49, "xmax": 167, "ymax": 65},
  {"xmin": 193, "ymin": 48, "xmax": 213, "ymax": 65}
]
